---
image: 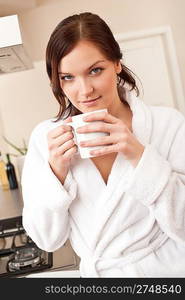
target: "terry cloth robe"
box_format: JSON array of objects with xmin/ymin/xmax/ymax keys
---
[{"xmin": 22, "ymin": 92, "xmax": 185, "ymax": 277}]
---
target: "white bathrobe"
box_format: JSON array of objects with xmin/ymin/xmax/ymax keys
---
[{"xmin": 22, "ymin": 92, "xmax": 185, "ymax": 277}]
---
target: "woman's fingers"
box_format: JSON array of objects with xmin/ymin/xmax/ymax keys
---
[
  {"xmin": 83, "ymin": 111, "xmax": 118, "ymax": 124},
  {"xmin": 63, "ymin": 145, "xmax": 78, "ymax": 158},
  {"xmin": 48, "ymin": 131, "xmax": 74, "ymax": 150},
  {"xmin": 90, "ymin": 144, "xmax": 119, "ymax": 156},
  {"xmin": 63, "ymin": 116, "xmax": 72, "ymax": 124},
  {"xmin": 77, "ymin": 121, "xmax": 113, "ymax": 134},
  {"xmin": 57, "ymin": 139, "xmax": 77, "ymax": 156},
  {"xmin": 47, "ymin": 123, "xmax": 72, "ymax": 139},
  {"xmin": 80, "ymin": 135, "xmax": 113, "ymax": 147},
  {"xmin": 48, "ymin": 126, "xmax": 72, "ymax": 139}
]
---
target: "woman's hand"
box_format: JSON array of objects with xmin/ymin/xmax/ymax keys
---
[
  {"xmin": 47, "ymin": 117, "xmax": 77, "ymax": 183},
  {"xmin": 77, "ymin": 111, "xmax": 144, "ymax": 167}
]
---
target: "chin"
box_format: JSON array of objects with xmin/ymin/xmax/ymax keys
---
[{"xmin": 81, "ymin": 105, "xmax": 107, "ymax": 113}]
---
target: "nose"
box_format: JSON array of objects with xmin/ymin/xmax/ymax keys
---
[{"xmin": 78, "ymin": 78, "xmax": 94, "ymax": 98}]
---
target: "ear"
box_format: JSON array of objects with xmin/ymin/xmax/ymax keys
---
[{"xmin": 115, "ymin": 60, "xmax": 122, "ymax": 74}]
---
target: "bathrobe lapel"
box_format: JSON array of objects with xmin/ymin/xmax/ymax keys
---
[{"xmin": 89, "ymin": 93, "xmax": 153, "ymax": 252}]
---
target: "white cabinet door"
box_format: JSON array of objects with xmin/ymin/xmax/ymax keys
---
[{"xmin": 115, "ymin": 26, "xmax": 185, "ymax": 115}]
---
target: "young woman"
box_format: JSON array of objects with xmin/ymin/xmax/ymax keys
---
[{"xmin": 22, "ymin": 12, "xmax": 185, "ymax": 277}]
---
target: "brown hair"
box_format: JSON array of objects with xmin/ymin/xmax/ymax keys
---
[{"xmin": 46, "ymin": 12, "xmax": 139, "ymax": 120}]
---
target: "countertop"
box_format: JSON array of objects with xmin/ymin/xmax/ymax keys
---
[{"xmin": 26, "ymin": 270, "xmax": 80, "ymax": 278}]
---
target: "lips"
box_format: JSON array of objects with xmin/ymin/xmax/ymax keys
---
[{"xmin": 81, "ymin": 96, "xmax": 101, "ymax": 103}]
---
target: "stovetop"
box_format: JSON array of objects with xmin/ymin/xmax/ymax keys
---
[{"xmin": 0, "ymin": 216, "xmax": 53, "ymax": 278}]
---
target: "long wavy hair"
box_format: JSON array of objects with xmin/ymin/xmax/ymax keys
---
[{"xmin": 46, "ymin": 12, "xmax": 139, "ymax": 121}]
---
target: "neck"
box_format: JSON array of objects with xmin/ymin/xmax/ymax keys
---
[{"xmin": 108, "ymin": 97, "xmax": 132, "ymax": 131}]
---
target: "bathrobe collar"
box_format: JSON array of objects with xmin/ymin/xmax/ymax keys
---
[{"xmin": 126, "ymin": 91, "xmax": 152, "ymax": 145}]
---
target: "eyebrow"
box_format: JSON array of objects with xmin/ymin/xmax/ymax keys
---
[{"xmin": 58, "ymin": 60, "xmax": 106, "ymax": 75}]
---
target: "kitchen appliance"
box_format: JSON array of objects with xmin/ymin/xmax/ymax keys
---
[
  {"xmin": 0, "ymin": 14, "xmax": 33, "ymax": 74},
  {"xmin": 0, "ymin": 216, "xmax": 53, "ymax": 277},
  {"xmin": 0, "ymin": 188, "xmax": 79, "ymax": 278}
]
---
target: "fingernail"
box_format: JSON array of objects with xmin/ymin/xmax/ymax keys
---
[
  {"xmin": 83, "ymin": 116, "xmax": 89, "ymax": 121},
  {"xmin": 76, "ymin": 127, "xmax": 83, "ymax": 133}
]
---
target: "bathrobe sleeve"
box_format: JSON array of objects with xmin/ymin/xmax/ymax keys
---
[
  {"xmin": 21, "ymin": 121, "xmax": 78, "ymax": 252},
  {"xmin": 128, "ymin": 118, "xmax": 185, "ymax": 244}
]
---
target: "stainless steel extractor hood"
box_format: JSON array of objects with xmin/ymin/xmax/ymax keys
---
[{"xmin": 0, "ymin": 14, "xmax": 33, "ymax": 74}]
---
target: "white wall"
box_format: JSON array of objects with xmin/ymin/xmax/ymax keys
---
[{"xmin": 0, "ymin": 61, "xmax": 58, "ymax": 154}]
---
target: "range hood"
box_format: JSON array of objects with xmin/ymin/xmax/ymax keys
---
[{"xmin": 0, "ymin": 15, "xmax": 33, "ymax": 74}]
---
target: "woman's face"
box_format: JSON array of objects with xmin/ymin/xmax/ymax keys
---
[{"xmin": 58, "ymin": 40, "xmax": 121, "ymax": 113}]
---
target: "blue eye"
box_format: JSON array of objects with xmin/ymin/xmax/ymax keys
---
[
  {"xmin": 90, "ymin": 67, "xmax": 103, "ymax": 75},
  {"xmin": 60, "ymin": 75, "xmax": 73, "ymax": 81}
]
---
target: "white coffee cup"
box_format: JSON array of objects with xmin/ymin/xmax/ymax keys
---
[{"xmin": 67, "ymin": 108, "xmax": 108, "ymax": 159}]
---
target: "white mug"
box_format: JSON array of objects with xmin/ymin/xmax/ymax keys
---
[{"xmin": 67, "ymin": 108, "xmax": 108, "ymax": 159}]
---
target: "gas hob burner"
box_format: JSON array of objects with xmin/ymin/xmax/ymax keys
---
[
  {"xmin": 7, "ymin": 246, "xmax": 42, "ymax": 272},
  {"xmin": 0, "ymin": 217, "xmax": 53, "ymax": 277}
]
